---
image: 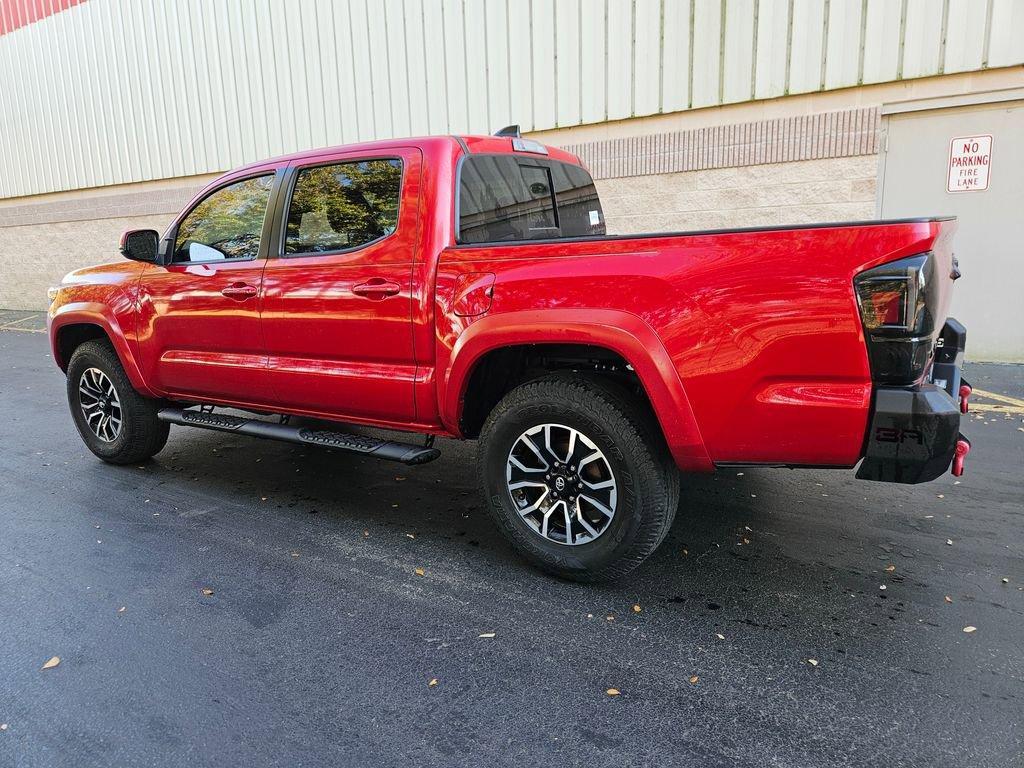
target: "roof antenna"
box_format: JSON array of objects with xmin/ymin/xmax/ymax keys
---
[{"xmin": 494, "ymin": 125, "xmax": 521, "ymax": 138}]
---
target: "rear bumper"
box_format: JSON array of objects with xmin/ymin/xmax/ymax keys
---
[{"xmin": 856, "ymin": 319, "xmax": 969, "ymax": 484}]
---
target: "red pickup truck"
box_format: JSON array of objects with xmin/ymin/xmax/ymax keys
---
[{"xmin": 48, "ymin": 130, "xmax": 971, "ymax": 580}]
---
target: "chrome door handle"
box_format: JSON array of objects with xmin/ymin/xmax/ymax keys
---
[
  {"xmin": 353, "ymin": 279, "xmax": 401, "ymax": 298},
  {"xmin": 221, "ymin": 283, "xmax": 258, "ymax": 300}
]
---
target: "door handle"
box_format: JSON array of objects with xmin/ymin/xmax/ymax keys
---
[
  {"xmin": 221, "ymin": 283, "xmax": 258, "ymax": 300},
  {"xmin": 353, "ymin": 279, "xmax": 401, "ymax": 299}
]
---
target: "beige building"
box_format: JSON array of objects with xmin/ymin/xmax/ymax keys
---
[{"xmin": 1, "ymin": 0, "xmax": 1022, "ymax": 359}]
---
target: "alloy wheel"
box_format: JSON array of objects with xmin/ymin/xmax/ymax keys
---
[
  {"xmin": 505, "ymin": 423, "xmax": 618, "ymax": 546},
  {"xmin": 78, "ymin": 367, "xmax": 123, "ymax": 442}
]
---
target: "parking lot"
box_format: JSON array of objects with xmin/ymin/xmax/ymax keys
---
[{"xmin": 1, "ymin": 325, "xmax": 1021, "ymax": 767}]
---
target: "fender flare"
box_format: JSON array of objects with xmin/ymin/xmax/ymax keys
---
[
  {"xmin": 441, "ymin": 308, "xmax": 713, "ymax": 471},
  {"xmin": 49, "ymin": 303, "xmax": 158, "ymax": 398}
]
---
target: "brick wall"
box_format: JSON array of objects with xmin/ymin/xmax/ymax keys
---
[
  {"xmin": 598, "ymin": 156, "xmax": 877, "ymax": 234},
  {"xmin": 0, "ymin": 212, "xmax": 181, "ymax": 310},
  {"xmin": 0, "ymin": 176, "xmax": 211, "ymax": 310}
]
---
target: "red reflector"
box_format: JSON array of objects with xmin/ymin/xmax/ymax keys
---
[
  {"xmin": 856, "ymin": 277, "xmax": 909, "ymax": 330},
  {"xmin": 952, "ymin": 438, "xmax": 970, "ymax": 477},
  {"xmin": 868, "ymin": 290, "xmax": 905, "ymax": 326}
]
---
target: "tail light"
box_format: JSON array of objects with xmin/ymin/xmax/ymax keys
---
[{"xmin": 855, "ymin": 253, "xmax": 943, "ymax": 385}]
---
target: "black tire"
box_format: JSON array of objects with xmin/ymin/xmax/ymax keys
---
[
  {"xmin": 66, "ymin": 339, "xmax": 170, "ymax": 464},
  {"xmin": 478, "ymin": 374, "xmax": 680, "ymax": 582}
]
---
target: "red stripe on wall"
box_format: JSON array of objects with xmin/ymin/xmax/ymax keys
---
[{"xmin": 0, "ymin": 0, "xmax": 86, "ymax": 37}]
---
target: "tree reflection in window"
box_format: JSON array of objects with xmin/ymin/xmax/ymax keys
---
[
  {"xmin": 174, "ymin": 175, "xmax": 274, "ymax": 262},
  {"xmin": 285, "ymin": 159, "xmax": 402, "ymax": 254}
]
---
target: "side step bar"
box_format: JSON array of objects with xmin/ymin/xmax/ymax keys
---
[{"xmin": 157, "ymin": 407, "xmax": 441, "ymax": 465}]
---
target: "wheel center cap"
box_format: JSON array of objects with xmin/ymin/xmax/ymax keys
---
[{"xmin": 554, "ymin": 476, "xmax": 566, "ymax": 491}]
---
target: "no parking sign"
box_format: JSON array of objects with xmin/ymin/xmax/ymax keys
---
[{"xmin": 947, "ymin": 135, "xmax": 992, "ymax": 192}]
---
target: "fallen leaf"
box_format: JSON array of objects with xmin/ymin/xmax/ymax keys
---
[
  {"xmin": 363, "ymin": 530, "xmax": 370, "ymax": 537},
  {"xmin": 406, "ymin": 533, "xmax": 416, "ymax": 539},
  {"xmin": 478, "ymin": 632, "xmax": 496, "ymax": 638},
  {"xmin": 428, "ymin": 678, "xmax": 438, "ymax": 687},
  {"xmin": 201, "ymin": 588, "xmax": 214, "ymax": 596},
  {"xmin": 944, "ymin": 595, "xmax": 953, "ymax": 604},
  {"xmin": 742, "ymin": 538, "xmax": 751, "ymax": 545},
  {"xmin": 632, "ymin": 604, "xmax": 642, "ymax": 613},
  {"xmin": 885, "ymin": 565, "xmax": 896, "ymax": 572},
  {"xmin": 606, "ymin": 688, "xmax": 621, "ymax": 696},
  {"xmin": 689, "ymin": 675, "xmax": 699, "ymax": 684},
  {"xmin": 414, "ymin": 567, "xmax": 425, "ymax": 577},
  {"xmin": 807, "ymin": 659, "xmax": 819, "ymax": 667},
  {"xmin": 41, "ymin": 656, "xmax": 60, "ymax": 670},
  {"xmin": 963, "ymin": 626, "xmax": 977, "ymax": 633},
  {"xmin": 682, "ymin": 549, "xmax": 689, "ymax": 556},
  {"xmin": 606, "ymin": 614, "xmax": 615, "ymax": 621}
]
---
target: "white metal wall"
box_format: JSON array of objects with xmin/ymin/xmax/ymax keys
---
[{"xmin": 1, "ymin": 0, "xmax": 1022, "ymax": 199}]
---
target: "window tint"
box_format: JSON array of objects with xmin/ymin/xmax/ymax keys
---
[
  {"xmin": 285, "ymin": 159, "xmax": 402, "ymax": 254},
  {"xmin": 174, "ymin": 175, "xmax": 273, "ymax": 262},
  {"xmin": 458, "ymin": 156, "xmax": 605, "ymax": 244}
]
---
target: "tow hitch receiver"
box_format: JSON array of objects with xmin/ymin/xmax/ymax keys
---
[{"xmin": 952, "ymin": 436, "xmax": 971, "ymax": 477}]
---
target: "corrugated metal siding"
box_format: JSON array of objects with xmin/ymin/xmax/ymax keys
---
[{"xmin": 0, "ymin": 0, "xmax": 1021, "ymax": 199}]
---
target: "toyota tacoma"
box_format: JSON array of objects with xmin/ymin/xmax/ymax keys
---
[{"xmin": 48, "ymin": 130, "xmax": 972, "ymax": 580}]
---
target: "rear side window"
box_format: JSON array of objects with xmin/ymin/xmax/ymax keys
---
[
  {"xmin": 458, "ymin": 155, "xmax": 605, "ymax": 244},
  {"xmin": 285, "ymin": 159, "xmax": 402, "ymax": 254}
]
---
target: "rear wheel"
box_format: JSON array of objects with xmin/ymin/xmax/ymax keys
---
[
  {"xmin": 66, "ymin": 340, "xmax": 169, "ymax": 464},
  {"xmin": 478, "ymin": 374, "xmax": 679, "ymax": 581}
]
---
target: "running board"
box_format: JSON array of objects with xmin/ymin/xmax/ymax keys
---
[{"xmin": 157, "ymin": 407, "xmax": 441, "ymax": 465}]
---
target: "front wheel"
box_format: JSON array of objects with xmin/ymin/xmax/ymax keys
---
[
  {"xmin": 477, "ymin": 374, "xmax": 679, "ymax": 582},
  {"xmin": 66, "ymin": 340, "xmax": 169, "ymax": 464}
]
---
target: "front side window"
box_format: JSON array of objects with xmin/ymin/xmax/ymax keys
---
[
  {"xmin": 285, "ymin": 159, "xmax": 403, "ymax": 255},
  {"xmin": 174, "ymin": 175, "xmax": 274, "ymax": 262},
  {"xmin": 458, "ymin": 156, "xmax": 605, "ymax": 244}
]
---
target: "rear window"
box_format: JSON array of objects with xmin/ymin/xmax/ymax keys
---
[{"xmin": 458, "ymin": 155, "xmax": 605, "ymax": 244}]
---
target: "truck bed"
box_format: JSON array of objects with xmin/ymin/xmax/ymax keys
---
[{"xmin": 437, "ymin": 216, "xmax": 958, "ymax": 470}]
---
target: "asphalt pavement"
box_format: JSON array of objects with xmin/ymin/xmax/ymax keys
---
[{"xmin": 1, "ymin": 327, "xmax": 1022, "ymax": 767}]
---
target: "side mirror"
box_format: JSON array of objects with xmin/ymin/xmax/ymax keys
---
[{"xmin": 119, "ymin": 229, "xmax": 160, "ymax": 263}]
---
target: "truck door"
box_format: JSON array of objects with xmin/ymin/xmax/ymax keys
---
[
  {"xmin": 135, "ymin": 170, "xmax": 280, "ymax": 404},
  {"xmin": 259, "ymin": 147, "xmax": 421, "ymax": 422}
]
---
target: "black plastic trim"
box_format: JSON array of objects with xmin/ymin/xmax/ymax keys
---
[{"xmin": 158, "ymin": 408, "xmax": 441, "ymax": 465}]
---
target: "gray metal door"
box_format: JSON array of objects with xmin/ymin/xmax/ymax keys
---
[{"xmin": 879, "ymin": 97, "xmax": 1024, "ymax": 362}]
